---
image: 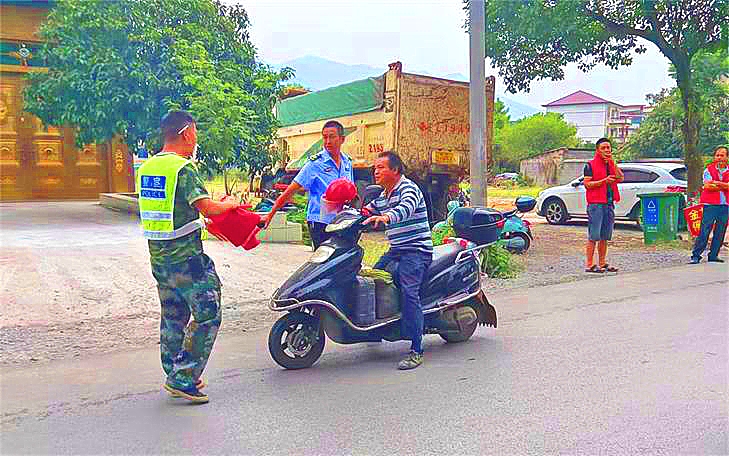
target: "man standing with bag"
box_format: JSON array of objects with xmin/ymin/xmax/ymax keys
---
[
  {"xmin": 583, "ymin": 138, "xmax": 624, "ymax": 273},
  {"xmin": 690, "ymin": 145, "xmax": 729, "ymax": 264},
  {"xmin": 138, "ymin": 110, "xmax": 238, "ymax": 403}
]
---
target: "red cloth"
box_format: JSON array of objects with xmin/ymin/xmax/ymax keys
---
[
  {"xmin": 586, "ymin": 155, "xmax": 621, "ymax": 204},
  {"xmin": 699, "ymin": 163, "xmax": 729, "ymax": 205},
  {"xmin": 206, "ymin": 206, "xmax": 262, "ymax": 250}
]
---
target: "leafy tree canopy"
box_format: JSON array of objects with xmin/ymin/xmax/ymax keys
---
[
  {"xmin": 495, "ymin": 112, "xmax": 579, "ymax": 169},
  {"xmin": 621, "ymin": 48, "xmax": 729, "ymax": 160},
  {"xmin": 465, "ymin": 0, "xmax": 728, "ymax": 195},
  {"xmin": 24, "ymin": 0, "xmax": 292, "ymax": 180}
]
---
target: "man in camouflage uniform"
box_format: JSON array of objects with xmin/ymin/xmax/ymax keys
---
[{"xmin": 138, "ymin": 110, "xmax": 239, "ymax": 403}]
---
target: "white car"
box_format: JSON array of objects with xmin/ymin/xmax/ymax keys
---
[{"xmin": 536, "ymin": 162, "xmax": 687, "ymax": 225}]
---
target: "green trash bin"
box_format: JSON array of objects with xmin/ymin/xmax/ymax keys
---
[{"xmin": 638, "ymin": 193, "xmax": 680, "ymax": 245}]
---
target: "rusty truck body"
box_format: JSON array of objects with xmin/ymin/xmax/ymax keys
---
[{"xmin": 274, "ymin": 62, "xmax": 495, "ymax": 219}]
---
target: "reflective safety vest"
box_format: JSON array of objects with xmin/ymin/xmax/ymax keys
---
[{"xmin": 137, "ymin": 153, "xmax": 204, "ymax": 240}]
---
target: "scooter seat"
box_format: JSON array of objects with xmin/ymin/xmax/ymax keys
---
[{"xmin": 427, "ymin": 242, "xmax": 466, "ymax": 278}]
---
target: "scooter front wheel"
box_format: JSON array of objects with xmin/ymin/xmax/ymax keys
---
[{"xmin": 268, "ymin": 312, "xmax": 325, "ymax": 369}]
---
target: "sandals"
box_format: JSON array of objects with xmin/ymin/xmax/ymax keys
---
[
  {"xmin": 585, "ymin": 265, "xmax": 603, "ymax": 273},
  {"xmin": 600, "ymin": 264, "xmax": 618, "ymax": 273}
]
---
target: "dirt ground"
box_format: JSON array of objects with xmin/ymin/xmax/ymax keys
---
[{"xmin": 0, "ymin": 200, "xmax": 717, "ymax": 369}]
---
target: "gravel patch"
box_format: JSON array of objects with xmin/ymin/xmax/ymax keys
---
[{"xmin": 484, "ymin": 221, "xmax": 700, "ymax": 292}]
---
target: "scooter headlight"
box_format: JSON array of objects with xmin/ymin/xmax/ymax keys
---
[
  {"xmin": 325, "ymin": 218, "xmax": 356, "ymax": 233},
  {"xmin": 309, "ymin": 245, "xmax": 335, "ymax": 264}
]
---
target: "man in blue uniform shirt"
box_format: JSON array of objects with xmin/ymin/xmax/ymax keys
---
[{"xmin": 262, "ymin": 120, "xmax": 353, "ymax": 249}]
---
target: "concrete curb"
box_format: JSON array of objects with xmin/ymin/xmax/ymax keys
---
[{"xmin": 99, "ymin": 192, "xmax": 139, "ymax": 214}]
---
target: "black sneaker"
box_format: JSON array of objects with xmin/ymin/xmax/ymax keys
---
[
  {"xmin": 163, "ymin": 384, "xmax": 209, "ymax": 403},
  {"xmin": 688, "ymin": 258, "xmax": 701, "ymax": 264},
  {"xmin": 708, "ymin": 258, "xmax": 725, "ymax": 263},
  {"xmin": 397, "ymin": 351, "xmax": 423, "ymax": 370}
]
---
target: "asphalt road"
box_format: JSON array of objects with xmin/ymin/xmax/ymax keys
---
[{"xmin": 1, "ymin": 263, "xmax": 727, "ymax": 455}]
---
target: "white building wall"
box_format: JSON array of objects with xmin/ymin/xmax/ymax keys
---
[{"xmin": 546, "ymin": 103, "xmax": 610, "ymax": 143}]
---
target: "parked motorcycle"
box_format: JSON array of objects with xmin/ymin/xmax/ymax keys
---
[
  {"xmin": 499, "ymin": 197, "xmax": 536, "ymax": 254},
  {"xmin": 266, "ymin": 205, "xmax": 500, "ymax": 369}
]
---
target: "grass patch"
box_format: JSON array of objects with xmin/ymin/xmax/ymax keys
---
[
  {"xmin": 487, "ymin": 186, "xmax": 544, "ymax": 199},
  {"xmin": 206, "ymin": 177, "xmax": 227, "ymax": 198},
  {"xmin": 205, "ymin": 171, "xmax": 249, "ymax": 199},
  {"xmin": 652, "ymin": 238, "xmax": 692, "ymax": 251}
]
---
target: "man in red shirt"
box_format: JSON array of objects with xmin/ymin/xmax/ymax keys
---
[
  {"xmin": 583, "ymin": 138, "xmax": 624, "ymax": 273},
  {"xmin": 689, "ymin": 145, "xmax": 729, "ymax": 264}
]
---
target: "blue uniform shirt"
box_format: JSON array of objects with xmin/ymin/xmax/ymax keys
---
[{"xmin": 294, "ymin": 149, "xmax": 354, "ymax": 223}]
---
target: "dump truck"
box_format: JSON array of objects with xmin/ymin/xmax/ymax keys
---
[{"xmin": 274, "ymin": 61, "xmax": 495, "ymax": 220}]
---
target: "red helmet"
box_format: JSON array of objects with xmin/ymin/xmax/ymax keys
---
[
  {"xmin": 324, "ymin": 178, "xmax": 357, "ymax": 204},
  {"xmin": 321, "ymin": 178, "xmax": 358, "ymax": 219}
]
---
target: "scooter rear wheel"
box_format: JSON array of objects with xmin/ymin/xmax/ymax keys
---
[{"xmin": 268, "ymin": 312, "xmax": 325, "ymax": 369}]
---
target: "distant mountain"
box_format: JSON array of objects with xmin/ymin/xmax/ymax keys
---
[
  {"xmin": 274, "ymin": 56, "xmax": 539, "ymax": 120},
  {"xmin": 274, "ymin": 56, "xmax": 384, "ymax": 92},
  {"xmin": 495, "ymin": 96, "xmax": 539, "ymax": 120}
]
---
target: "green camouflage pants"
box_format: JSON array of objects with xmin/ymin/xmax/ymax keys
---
[{"xmin": 151, "ymin": 253, "xmax": 222, "ymax": 390}]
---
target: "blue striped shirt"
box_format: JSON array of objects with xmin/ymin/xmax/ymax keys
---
[{"xmin": 366, "ymin": 176, "xmax": 433, "ymax": 255}]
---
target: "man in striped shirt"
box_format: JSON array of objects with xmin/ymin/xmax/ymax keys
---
[{"xmin": 364, "ymin": 151, "xmax": 433, "ymax": 370}]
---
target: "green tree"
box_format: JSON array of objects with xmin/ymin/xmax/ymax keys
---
[
  {"xmin": 620, "ymin": 92, "xmax": 684, "ymax": 159},
  {"xmin": 622, "ymin": 48, "xmax": 729, "ymax": 160},
  {"xmin": 491, "ymin": 99, "xmax": 511, "ymax": 170},
  {"xmin": 466, "ymin": 0, "xmax": 728, "ymax": 198},
  {"xmin": 23, "ymin": 0, "xmax": 291, "ymax": 189},
  {"xmin": 496, "ymin": 112, "xmax": 579, "ymax": 168},
  {"xmin": 493, "ymin": 99, "xmax": 511, "ymax": 131}
]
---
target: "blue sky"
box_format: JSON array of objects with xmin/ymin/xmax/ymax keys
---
[{"xmin": 234, "ymin": 0, "xmax": 677, "ymax": 108}]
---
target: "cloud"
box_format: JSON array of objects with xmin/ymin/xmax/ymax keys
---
[{"xmin": 237, "ymin": 0, "xmax": 676, "ymax": 108}]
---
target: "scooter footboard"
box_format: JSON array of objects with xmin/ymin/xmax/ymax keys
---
[{"xmin": 474, "ymin": 291, "xmax": 497, "ymax": 327}]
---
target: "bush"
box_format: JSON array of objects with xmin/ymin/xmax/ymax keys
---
[
  {"xmin": 516, "ymin": 174, "xmax": 535, "ymax": 187},
  {"xmin": 432, "ymin": 218, "xmax": 521, "ymax": 278},
  {"xmin": 479, "ymin": 244, "xmax": 522, "ymax": 278}
]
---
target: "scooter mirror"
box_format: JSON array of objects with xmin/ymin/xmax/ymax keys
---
[{"xmin": 362, "ymin": 184, "xmax": 384, "ymax": 206}]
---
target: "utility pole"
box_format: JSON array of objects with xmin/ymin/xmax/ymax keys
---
[{"xmin": 468, "ymin": 0, "xmax": 487, "ymax": 206}]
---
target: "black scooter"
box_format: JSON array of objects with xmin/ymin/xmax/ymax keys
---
[{"xmin": 267, "ymin": 206, "xmax": 500, "ymax": 369}]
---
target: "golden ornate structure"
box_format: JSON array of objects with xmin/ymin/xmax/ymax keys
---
[{"xmin": 0, "ymin": 2, "xmax": 133, "ymax": 201}]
